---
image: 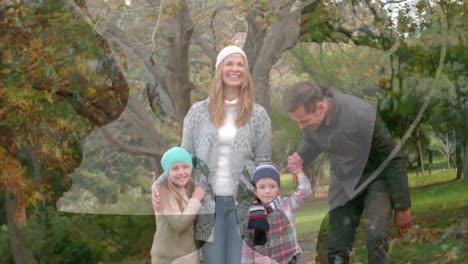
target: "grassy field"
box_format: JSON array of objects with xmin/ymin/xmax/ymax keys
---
[{"xmin": 279, "ymin": 169, "xmax": 467, "ymax": 263}]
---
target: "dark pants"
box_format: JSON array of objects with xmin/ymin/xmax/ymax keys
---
[{"xmin": 317, "ymin": 179, "xmax": 392, "ymax": 264}]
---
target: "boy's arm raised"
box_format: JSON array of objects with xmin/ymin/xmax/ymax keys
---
[{"xmin": 288, "ymin": 172, "xmax": 313, "ymax": 211}]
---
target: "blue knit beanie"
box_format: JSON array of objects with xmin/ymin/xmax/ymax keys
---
[
  {"xmin": 252, "ymin": 162, "xmax": 281, "ymax": 188},
  {"xmin": 161, "ymin": 147, "xmax": 193, "ymax": 174}
]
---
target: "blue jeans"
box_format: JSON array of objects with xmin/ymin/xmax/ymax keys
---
[
  {"xmin": 201, "ymin": 196, "xmax": 242, "ymax": 264},
  {"xmin": 327, "ymin": 179, "xmax": 392, "ymax": 264}
]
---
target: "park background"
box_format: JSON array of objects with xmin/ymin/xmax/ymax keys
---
[{"xmin": 0, "ymin": 0, "xmax": 466, "ymax": 263}]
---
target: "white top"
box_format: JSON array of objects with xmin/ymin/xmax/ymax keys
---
[{"xmin": 214, "ymin": 99, "xmax": 238, "ymax": 195}]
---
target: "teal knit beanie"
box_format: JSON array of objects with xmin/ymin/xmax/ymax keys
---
[{"xmin": 161, "ymin": 147, "xmax": 193, "ymax": 174}]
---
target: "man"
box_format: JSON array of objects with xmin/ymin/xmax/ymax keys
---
[{"xmin": 285, "ymin": 81, "xmax": 412, "ymax": 264}]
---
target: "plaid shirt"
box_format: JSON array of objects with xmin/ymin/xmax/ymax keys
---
[{"xmin": 241, "ymin": 175, "xmax": 312, "ymax": 264}]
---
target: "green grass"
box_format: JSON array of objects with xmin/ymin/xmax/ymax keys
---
[
  {"xmin": 294, "ymin": 200, "xmax": 329, "ymax": 235},
  {"xmin": 407, "ymin": 153, "xmax": 451, "ymax": 171},
  {"xmin": 352, "ymin": 238, "xmax": 466, "ymax": 264},
  {"xmin": 351, "ymin": 179, "xmax": 467, "ymax": 263},
  {"xmin": 406, "ymin": 179, "xmax": 466, "ymax": 228},
  {"xmin": 281, "ymin": 170, "xmax": 467, "ymax": 263},
  {"xmin": 408, "ymin": 169, "xmax": 457, "ymax": 187},
  {"xmin": 279, "ymin": 174, "xmax": 329, "ymax": 235}
]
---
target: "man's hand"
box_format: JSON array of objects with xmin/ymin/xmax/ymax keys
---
[
  {"xmin": 394, "ymin": 208, "xmax": 412, "ymax": 237},
  {"xmin": 191, "ymin": 187, "xmax": 206, "ymax": 201},
  {"xmin": 152, "ymin": 186, "xmax": 162, "ymax": 212},
  {"xmin": 287, "ymin": 152, "xmax": 304, "ymax": 176}
]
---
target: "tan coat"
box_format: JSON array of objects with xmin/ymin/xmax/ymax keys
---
[{"xmin": 151, "ymin": 189, "xmax": 201, "ymax": 264}]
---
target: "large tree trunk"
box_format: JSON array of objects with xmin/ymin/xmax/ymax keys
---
[
  {"xmin": 247, "ymin": 0, "xmax": 317, "ymax": 111},
  {"xmin": 306, "ymin": 154, "xmax": 328, "ymax": 196},
  {"xmin": 96, "ymin": 0, "xmax": 194, "ymax": 124},
  {"xmin": 151, "ymin": 0, "xmax": 193, "ymax": 123},
  {"xmin": 455, "ymin": 132, "xmax": 466, "ymax": 180},
  {"xmin": 417, "ymin": 133, "xmax": 425, "ymax": 175},
  {"xmin": 463, "ymin": 139, "xmax": 467, "ymax": 181},
  {"xmin": 5, "ymin": 191, "xmax": 37, "ymax": 264}
]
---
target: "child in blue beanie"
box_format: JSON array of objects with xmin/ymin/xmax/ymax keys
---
[
  {"xmin": 241, "ymin": 155, "xmax": 313, "ymax": 264},
  {"xmin": 151, "ymin": 147, "xmax": 206, "ymax": 264}
]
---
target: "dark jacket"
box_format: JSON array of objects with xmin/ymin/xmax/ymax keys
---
[{"xmin": 298, "ymin": 91, "xmax": 411, "ymax": 210}]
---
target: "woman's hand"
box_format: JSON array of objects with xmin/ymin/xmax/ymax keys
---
[{"xmin": 191, "ymin": 187, "xmax": 206, "ymax": 201}]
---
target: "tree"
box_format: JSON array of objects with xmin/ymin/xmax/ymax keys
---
[
  {"xmin": 62, "ymin": 0, "xmax": 317, "ymax": 162},
  {"xmin": 390, "ymin": 0, "xmax": 467, "ymax": 179},
  {"xmin": 0, "ymin": 2, "xmax": 129, "ymax": 262},
  {"xmin": 296, "ymin": 0, "xmax": 465, "ymax": 183},
  {"xmin": 50, "ymin": 0, "xmax": 326, "ymax": 213},
  {"xmin": 1, "ymin": 0, "xmax": 465, "ymax": 261},
  {"xmin": 72, "ymin": 0, "xmax": 463, "ymax": 185},
  {"xmin": 431, "ymin": 132, "xmax": 456, "ymax": 170}
]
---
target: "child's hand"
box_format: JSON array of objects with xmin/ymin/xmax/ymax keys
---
[
  {"xmin": 287, "ymin": 152, "xmax": 304, "ymax": 175},
  {"xmin": 191, "ymin": 187, "xmax": 206, "ymax": 201}
]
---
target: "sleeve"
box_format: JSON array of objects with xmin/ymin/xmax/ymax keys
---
[
  {"xmin": 152, "ymin": 173, "xmax": 167, "ymax": 189},
  {"xmin": 253, "ymin": 106, "xmax": 272, "ymax": 165},
  {"xmin": 192, "ymin": 156, "xmax": 211, "ymax": 192},
  {"xmin": 372, "ymin": 115, "xmax": 411, "ymax": 210},
  {"xmin": 297, "ymin": 129, "xmax": 322, "ymax": 166},
  {"xmin": 284, "ymin": 174, "xmax": 313, "ymax": 212},
  {"xmin": 180, "ymin": 105, "xmax": 197, "ymax": 154},
  {"xmin": 156, "ymin": 198, "xmax": 202, "ymax": 232},
  {"xmin": 236, "ymin": 167, "xmax": 257, "ymax": 237}
]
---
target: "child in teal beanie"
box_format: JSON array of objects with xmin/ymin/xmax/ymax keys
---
[{"xmin": 151, "ymin": 147, "xmax": 206, "ymax": 264}]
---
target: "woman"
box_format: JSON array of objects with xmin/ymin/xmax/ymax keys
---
[{"xmin": 153, "ymin": 45, "xmax": 272, "ymax": 264}]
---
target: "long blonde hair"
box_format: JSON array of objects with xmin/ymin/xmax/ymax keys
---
[
  {"xmin": 158, "ymin": 175, "xmax": 195, "ymax": 212},
  {"xmin": 208, "ymin": 62, "xmax": 254, "ymax": 128}
]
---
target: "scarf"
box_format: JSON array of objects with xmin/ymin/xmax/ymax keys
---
[{"xmin": 247, "ymin": 197, "xmax": 281, "ymax": 245}]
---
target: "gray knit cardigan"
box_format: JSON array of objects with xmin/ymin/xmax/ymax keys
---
[{"xmin": 181, "ymin": 99, "xmax": 272, "ymax": 242}]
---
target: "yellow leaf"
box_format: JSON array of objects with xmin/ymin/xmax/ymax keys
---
[
  {"xmin": 30, "ymin": 38, "xmax": 41, "ymax": 49},
  {"xmin": 0, "ymin": 69, "xmax": 11, "ymax": 74},
  {"xmin": 163, "ymin": 13, "xmax": 171, "ymax": 21},
  {"xmin": 55, "ymin": 149, "xmax": 62, "ymax": 160},
  {"xmin": 29, "ymin": 51, "xmax": 38, "ymax": 60},
  {"xmin": 86, "ymin": 87, "xmax": 96, "ymax": 96},
  {"xmin": 45, "ymin": 93, "xmax": 53, "ymax": 103},
  {"xmin": 57, "ymin": 118, "xmax": 68, "ymax": 128}
]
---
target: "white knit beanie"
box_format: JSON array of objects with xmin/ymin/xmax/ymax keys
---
[{"xmin": 215, "ymin": 45, "xmax": 248, "ymax": 70}]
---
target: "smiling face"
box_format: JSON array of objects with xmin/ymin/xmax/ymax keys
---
[
  {"xmin": 289, "ymin": 104, "xmax": 327, "ymax": 130},
  {"xmin": 254, "ymin": 178, "xmax": 280, "ymax": 205},
  {"xmin": 221, "ymin": 53, "xmax": 246, "ymax": 89},
  {"xmin": 168, "ymin": 162, "xmax": 192, "ymax": 188}
]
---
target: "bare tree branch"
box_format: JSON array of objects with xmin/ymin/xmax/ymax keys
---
[
  {"xmin": 191, "ymin": 5, "xmax": 233, "ymax": 66},
  {"xmin": 151, "ymin": 0, "xmax": 165, "ymax": 50},
  {"xmin": 191, "ymin": 26, "xmax": 217, "ymax": 65},
  {"xmin": 432, "ymin": 132, "xmax": 456, "ymax": 169},
  {"xmin": 100, "ymin": 24, "xmax": 166, "ymax": 85},
  {"xmin": 101, "ymin": 128, "xmax": 161, "ymax": 157},
  {"xmin": 247, "ymin": 0, "xmax": 317, "ymax": 108},
  {"xmin": 375, "ymin": 0, "xmax": 411, "ymax": 8}
]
